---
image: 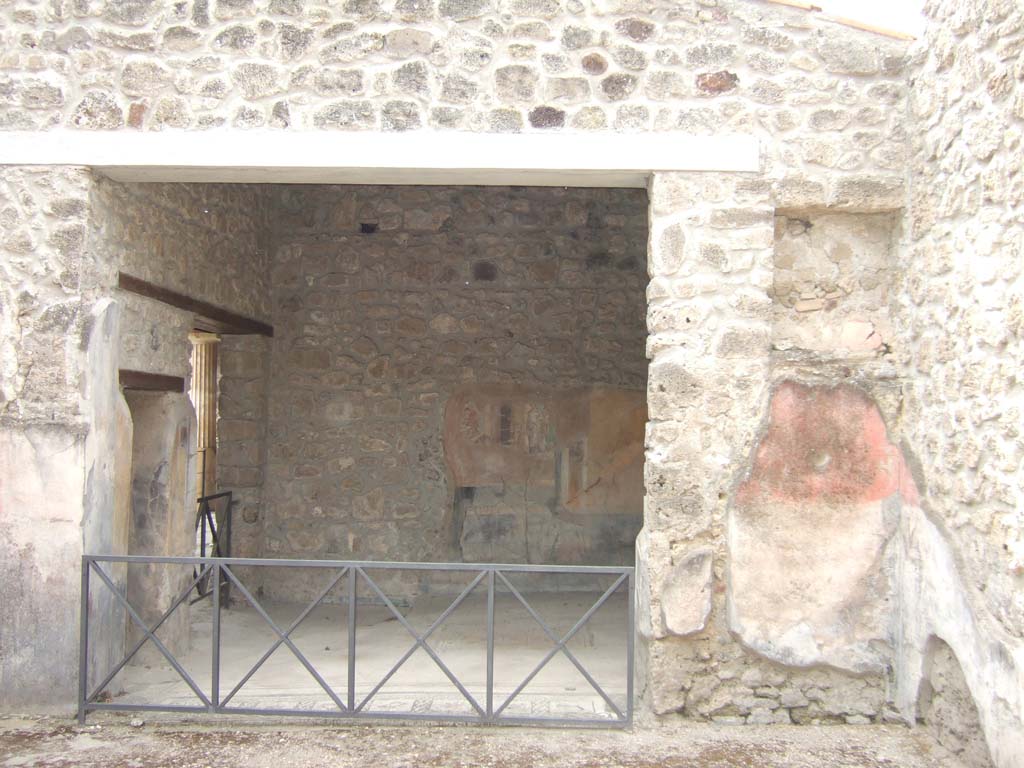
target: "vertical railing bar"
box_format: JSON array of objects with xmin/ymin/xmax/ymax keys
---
[
  {"xmin": 626, "ymin": 569, "xmax": 635, "ymax": 726},
  {"xmin": 77, "ymin": 557, "xmax": 91, "ymax": 724},
  {"xmin": 486, "ymin": 568, "xmax": 495, "ymax": 721},
  {"xmin": 347, "ymin": 565, "xmax": 357, "ymax": 712},
  {"xmin": 211, "ymin": 561, "xmax": 221, "ymax": 712},
  {"xmin": 200, "ymin": 499, "xmax": 207, "ymax": 559}
]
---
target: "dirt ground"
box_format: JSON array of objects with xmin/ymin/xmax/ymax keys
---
[{"xmin": 0, "ymin": 714, "xmax": 966, "ymax": 768}]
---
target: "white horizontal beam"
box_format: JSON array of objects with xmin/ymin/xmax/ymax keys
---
[{"xmin": 0, "ymin": 131, "xmax": 760, "ymax": 187}]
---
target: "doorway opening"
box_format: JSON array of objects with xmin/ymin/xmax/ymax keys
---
[{"xmin": 87, "ymin": 180, "xmax": 649, "ymax": 723}]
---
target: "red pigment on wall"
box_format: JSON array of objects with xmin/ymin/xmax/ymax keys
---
[{"xmin": 737, "ymin": 381, "xmax": 919, "ymax": 506}]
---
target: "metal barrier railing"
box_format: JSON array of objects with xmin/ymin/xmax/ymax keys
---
[
  {"xmin": 79, "ymin": 556, "xmax": 634, "ymax": 727},
  {"xmin": 192, "ymin": 492, "xmax": 232, "ymax": 604}
]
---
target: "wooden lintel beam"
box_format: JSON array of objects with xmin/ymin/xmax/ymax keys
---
[
  {"xmin": 117, "ymin": 272, "xmax": 274, "ymax": 337},
  {"xmin": 119, "ymin": 369, "xmax": 185, "ymax": 393}
]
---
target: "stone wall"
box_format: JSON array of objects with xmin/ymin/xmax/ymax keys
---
[
  {"xmin": 891, "ymin": 1, "xmax": 1024, "ymax": 765},
  {"xmin": 917, "ymin": 638, "xmax": 995, "ymax": 768},
  {"xmin": 90, "ymin": 177, "xmax": 273, "ymax": 563},
  {"xmin": 123, "ymin": 389, "xmax": 194, "ymax": 663},
  {"xmin": 218, "ymin": 333, "xmax": 271, "ymax": 559},
  {"xmin": 0, "ymin": 165, "xmax": 97, "ymax": 709},
  {"xmin": 261, "ymin": 184, "xmax": 648, "ymax": 599},
  {"xmin": 900, "ymin": 0, "xmax": 1023, "ymax": 651},
  {"xmin": 0, "ymin": 0, "xmax": 902, "ymax": 184},
  {"xmin": 5, "ymin": 4, "xmax": 1020, "ymax": 761},
  {"xmin": 639, "ymin": 171, "xmax": 904, "ymax": 725}
]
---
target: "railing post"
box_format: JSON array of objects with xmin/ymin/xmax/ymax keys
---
[
  {"xmin": 347, "ymin": 566, "xmax": 357, "ymax": 712},
  {"xmin": 77, "ymin": 558, "xmax": 90, "ymax": 724},
  {"xmin": 211, "ymin": 561, "xmax": 221, "ymax": 712},
  {"xmin": 626, "ymin": 569, "xmax": 635, "ymax": 726},
  {"xmin": 486, "ymin": 568, "xmax": 495, "ymax": 722}
]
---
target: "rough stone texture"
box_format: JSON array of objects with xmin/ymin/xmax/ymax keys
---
[
  {"xmin": 89, "ymin": 178, "xmax": 274, "ymax": 597},
  {"xmin": 0, "ymin": 5, "xmax": 1018, "ymax": 765},
  {"xmin": 261, "ymin": 185, "xmax": 648, "ymax": 601},
  {"xmin": 90, "ymin": 178, "xmax": 270, "ymax": 378},
  {"xmin": 0, "ymin": 0, "xmax": 908, "ymax": 193},
  {"xmin": 772, "ymin": 213, "xmax": 897, "ymax": 358},
  {"xmin": 0, "ymin": 167, "xmax": 97, "ymax": 710},
  {"xmin": 641, "ymin": 172, "xmax": 781, "ymax": 721},
  {"xmin": 899, "ymin": 0, "xmax": 1024, "ymax": 641},
  {"xmin": 892, "ymin": 1, "xmax": 1024, "ymax": 765},
  {"xmin": 660, "ymin": 546, "xmax": 713, "ymax": 637},
  {"xmin": 641, "ymin": 172, "xmax": 901, "ymax": 725},
  {"xmin": 917, "ymin": 638, "xmax": 995, "ymax": 768},
  {"xmin": 217, "ymin": 333, "xmax": 270, "ymax": 560}
]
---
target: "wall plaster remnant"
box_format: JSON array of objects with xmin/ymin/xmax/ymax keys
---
[{"xmin": 729, "ymin": 381, "xmax": 914, "ymax": 674}]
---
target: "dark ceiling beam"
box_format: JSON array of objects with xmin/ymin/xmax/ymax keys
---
[
  {"xmin": 117, "ymin": 272, "xmax": 274, "ymax": 337},
  {"xmin": 119, "ymin": 369, "xmax": 185, "ymax": 393}
]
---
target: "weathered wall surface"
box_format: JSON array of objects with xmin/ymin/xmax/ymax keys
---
[
  {"xmin": 0, "ymin": 174, "xmax": 273, "ymax": 710},
  {"xmin": 445, "ymin": 384, "xmax": 646, "ymax": 567},
  {"xmin": 90, "ymin": 177, "xmax": 273, "ymax": 571},
  {"xmin": 6, "ymin": 2, "xmax": 1018, "ymax": 756},
  {"xmin": 123, "ymin": 390, "xmax": 195, "ymax": 663},
  {"xmin": 917, "ymin": 637, "xmax": 995, "ymax": 768},
  {"xmin": 261, "ymin": 184, "xmax": 648, "ymax": 599},
  {"xmin": 0, "ymin": 165, "xmax": 97, "ymax": 710},
  {"xmin": 772, "ymin": 212, "xmax": 898, "ymax": 358},
  {"xmin": 640, "ymin": 171, "xmax": 903, "ymax": 726},
  {"xmin": 729, "ymin": 382, "xmax": 912, "ymax": 675},
  {"xmin": 218, "ymin": 333, "xmax": 271, "ymax": 559},
  {"xmin": 891, "ymin": 1, "xmax": 1024, "ymax": 765},
  {"xmin": 899, "ymin": 0, "xmax": 1024, "ymax": 645},
  {"xmin": 81, "ymin": 299, "xmax": 132, "ymax": 700}
]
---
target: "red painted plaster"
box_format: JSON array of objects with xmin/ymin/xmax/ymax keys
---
[{"xmin": 737, "ymin": 381, "xmax": 919, "ymax": 506}]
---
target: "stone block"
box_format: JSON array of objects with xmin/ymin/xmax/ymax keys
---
[
  {"xmin": 439, "ymin": 0, "xmax": 493, "ymax": 20},
  {"xmin": 121, "ymin": 60, "xmax": 172, "ymax": 97},
  {"xmin": 314, "ymin": 100, "xmax": 375, "ymax": 129},
  {"xmin": 495, "ymin": 65, "xmax": 538, "ymax": 103},
  {"xmin": 601, "ymin": 73, "xmax": 638, "ymax": 100},
  {"xmin": 815, "ymin": 33, "xmax": 879, "ymax": 75},
  {"xmin": 660, "ymin": 546, "xmax": 714, "ymax": 636},
  {"xmin": 647, "ymin": 351, "xmax": 701, "ymax": 419},
  {"xmin": 828, "ymin": 175, "xmax": 904, "ymax": 211}
]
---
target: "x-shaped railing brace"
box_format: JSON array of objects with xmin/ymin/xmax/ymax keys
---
[
  {"xmin": 493, "ymin": 571, "xmax": 627, "ymax": 720},
  {"xmin": 84, "ymin": 561, "xmax": 627, "ymax": 723},
  {"xmin": 88, "ymin": 561, "xmax": 212, "ymax": 707},
  {"xmin": 355, "ymin": 567, "xmax": 487, "ymax": 716},
  {"xmin": 220, "ymin": 566, "xmax": 349, "ymax": 711}
]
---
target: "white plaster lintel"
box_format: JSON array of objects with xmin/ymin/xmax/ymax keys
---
[{"xmin": 0, "ymin": 131, "xmax": 761, "ymax": 187}]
